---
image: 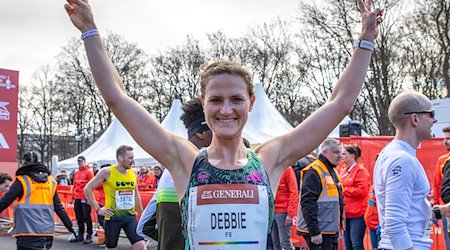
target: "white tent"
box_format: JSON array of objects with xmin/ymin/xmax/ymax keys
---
[
  {"xmin": 243, "ymin": 83, "xmax": 294, "ymax": 143},
  {"xmin": 57, "ymin": 99, "xmax": 187, "ymax": 170}
]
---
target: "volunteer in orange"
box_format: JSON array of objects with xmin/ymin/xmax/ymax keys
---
[
  {"xmin": 271, "ymin": 166, "xmax": 299, "ymax": 250},
  {"xmin": 70, "ymin": 155, "xmax": 94, "ymax": 244},
  {"xmin": 433, "ymin": 126, "xmax": 450, "ymax": 247},
  {"xmin": 0, "ymin": 151, "xmax": 77, "ymax": 250},
  {"xmin": 137, "ymin": 164, "xmax": 156, "ymax": 191},
  {"xmin": 297, "ymin": 138, "xmax": 344, "ymax": 249},
  {"xmin": 340, "ymin": 145, "xmax": 370, "ymax": 250},
  {"xmin": 364, "ymin": 185, "xmax": 380, "ymax": 249}
]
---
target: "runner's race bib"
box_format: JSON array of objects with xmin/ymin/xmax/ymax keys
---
[
  {"xmin": 187, "ymin": 184, "xmax": 269, "ymax": 250},
  {"xmin": 115, "ymin": 190, "xmax": 135, "ymax": 210}
]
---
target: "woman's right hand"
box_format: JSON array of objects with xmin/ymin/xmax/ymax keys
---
[{"xmin": 64, "ymin": 0, "xmax": 97, "ymax": 32}]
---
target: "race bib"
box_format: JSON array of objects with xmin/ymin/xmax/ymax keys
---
[
  {"xmin": 187, "ymin": 184, "xmax": 269, "ymax": 250},
  {"xmin": 115, "ymin": 190, "xmax": 135, "ymax": 210}
]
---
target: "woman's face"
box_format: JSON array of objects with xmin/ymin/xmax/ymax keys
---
[
  {"xmin": 341, "ymin": 149, "xmax": 355, "ymax": 165},
  {"xmin": 154, "ymin": 167, "xmax": 162, "ymax": 177},
  {"xmin": 202, "ymin": 74, "xmax": 255, "ymax": 140}
]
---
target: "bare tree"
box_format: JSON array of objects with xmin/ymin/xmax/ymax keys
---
[
  {"xmin": 296, "ymin": 0, "xmax": 407, "ymax": 135},
  {"xmin": 401, "ymin": 0, "xmax": 450, "ymax": 98},
  {"xmin": 53, "ymin": 32, "xmax": 153, "ymax": 152},
  {"xmin": 150, "ymin": 35, "xmax": 207, "ymax": 120}
]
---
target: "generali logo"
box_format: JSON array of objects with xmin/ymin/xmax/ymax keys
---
[
  {"xmin": 0, "ymin": 133, "xmax": 9, "ymax": 149},
  {"xmin": 197, "ymin": 184, "xmax": 259, "ymax": 205}
]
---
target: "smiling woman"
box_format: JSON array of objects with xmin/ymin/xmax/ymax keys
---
[{"xmin": 64, "ymin": 0, "xmax": 381, "ymax": 248}]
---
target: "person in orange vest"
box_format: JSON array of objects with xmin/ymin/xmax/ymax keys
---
[
  {"xmin": 432, "ymin": 126, "xmax": 450, "ymax": 249},
  {"xmin": 340, "ymin": 145, "xmax": 370, "ymax": 250},
  {"xmin": 137, "ymin": 164, "xmax": 156, "ymax": 191},
  {"xmin": 297, "ymin": 138, "xmax": 344, "ymax": 249},
  {"xmin": 0, "ymin": 151, "xmax": 77, "ymax": 249},
  {"xmin": 70, "ymin": 155, "xmax": 94, "ymax": 244},
  {"xmin": 433, "ymin": 127, "xmax": 450, "ymax": 245},
  {"xmin": 0, "ymin": 172, "xmax": 12, "ymax": 193}
]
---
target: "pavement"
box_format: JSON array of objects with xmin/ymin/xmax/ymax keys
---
[{"xmin": 0, "ymin": 230, "xmax": 157, "ymax": 250}]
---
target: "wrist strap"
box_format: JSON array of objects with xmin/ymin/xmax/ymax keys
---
[
  {"xmin": 352, "ymin": 39, "xmax": 374, "ymax": 52},
  {"xmin": 81, "ymin": 29, "xmax": 99, "ymax": 40}
]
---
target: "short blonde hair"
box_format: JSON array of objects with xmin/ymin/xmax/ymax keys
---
[
  {"xmin": 199, "ymin": 61, "xmax": 254, "ymax": 98},
  {"xmin": 388, "ymin": 90, "xmax": 431, "ymax": 129}
]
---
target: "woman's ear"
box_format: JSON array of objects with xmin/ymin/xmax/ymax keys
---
[{"xmin": 249, "ymin": 95, "xmax": 256, "ymax": 111}]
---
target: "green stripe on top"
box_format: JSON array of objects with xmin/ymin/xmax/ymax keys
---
[{"xmin": 156, "ymin": 187, "xmax": 178, "ymax": 203}]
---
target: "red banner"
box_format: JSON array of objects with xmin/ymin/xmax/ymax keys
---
[{"xmin": 0, "ymin": 68, "xmax": 19, "ymax": 163}]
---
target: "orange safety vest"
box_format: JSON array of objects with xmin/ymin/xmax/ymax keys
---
[
  {"xmin": 12, "ymin": 175, "xmax": 56, "ymax": 237},
  {"xmin": 296, "ymin": 159, "xmax": 343, "ymax": 235}
]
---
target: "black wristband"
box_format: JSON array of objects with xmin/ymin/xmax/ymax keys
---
[{"xmin": 433, "ymin": 206, "xmax": 442, "ymax": 219}]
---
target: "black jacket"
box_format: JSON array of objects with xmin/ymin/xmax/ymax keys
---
[
  {"xmin": 441, "ymin": 160, "xmax": 450, "ymax": 203},
  {"xmin": 299, "ymin": 154, "xmax": 344, "ymax": 237},
  {"xmin": 0, "ymin": 163, "xmax": 75, "ymax": 249}
]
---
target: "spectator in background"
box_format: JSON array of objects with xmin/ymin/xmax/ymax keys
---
[
  {"xmin": 137, "ymin": 164, "xmax": 156, "ymax": 191},
  {"xmin": 271, "ymin": 166, "xmax": 298, "ymax": 250},
  {"xmin": 95, "ymin": 163, "xmax": 110, "ymax": 230},
  {"xmin": 364, "ymin": 185, "xmax": 380, "ymax": 250},
  {"xmin": 292, "ymin": 155, "xmax": 317, "ymax": 191},
  {"xmin": 56, "ymin": 171, "xmax": 70, "ymax": 186},
  {"xmin": 0, "ymin": 172, "xmax": 12, "ymax": 193},
  {"xmin": 92, "ymin": 163, "xmax": 99, "ymax": 175},
  {"xmin": 0, "ymin": 151, "xmax": 77, "ymax": 249},
  {"xmin": 340, "ymin": 145, "xmax": 370, "ymax": 250},
  {"xmin": 433, "ymin": 126, "xmax": 450, "ymax": 248},
  {"xmin": 297, "ymin": 138, "xmax": 344, "ymax": 249},
  {"xmin": 153, "ymin": 165, "xmax": 163, "ymax": 188},
  {"xmin": 70, "ymin": 155, "xmax": 94, "ymax": 244}
]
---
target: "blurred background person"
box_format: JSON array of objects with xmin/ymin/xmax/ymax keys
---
[
  {"xmin": 0, "ymin": 172, "xmax": 12, "ymax": 193},
  {"xmin": 92, "ymin": 163, "xmax": 99, "ymax": 175},
  {"xmin": 70, "ymin": 156, "xmax": 94, "ymax": 244},
  {"xmin": 271, "ymin": 166, "xmax": 298, "ymax": 250},
  {"xmin": 433, "ymin": 126, "xmax": 450, "ymax": 249},
  {"xmin": 0, "ymin": 151, "xmax": 77, "ymax": 249},
  {"xmin": 137, "ymin": 164, "xmax": 156, "ymax": 191},
  {"xmin": 364, "ymin": 185, "xmax": 380, "ymax": 250},
  {"xmin": 340, "ymin": 145, "xmax": 370, "ymax": 250},
  {"xmin": 152, "ymin": 165, "xmax": 163, "ymax": 188},
  {"xmin": 297, "ymin": 138, "xmax": 344, "ymax": 250}
]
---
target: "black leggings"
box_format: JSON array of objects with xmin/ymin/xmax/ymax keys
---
[
  {"xmin": 74, "ymin": 199, "xmax": 93, "ymax": 236},
  {"xmin": 16, "ymin": 236, "xmax": 53, "ymax": 250}
]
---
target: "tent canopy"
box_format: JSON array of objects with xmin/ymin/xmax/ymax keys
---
[{"xmin": 57, "ymin": 99, "xmax": 187, "ymax": 170}]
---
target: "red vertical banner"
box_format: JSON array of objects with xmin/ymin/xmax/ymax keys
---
[{"xmin": 0, "ymin": 68, "xmax": 19, "ymax": 162}]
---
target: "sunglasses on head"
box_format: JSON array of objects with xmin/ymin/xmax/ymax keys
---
[{"xmin": 403, "ymin": 109, "xmax": 435, "ymax": 119}]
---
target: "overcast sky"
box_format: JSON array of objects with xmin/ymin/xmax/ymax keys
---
[{"xmin": 0, "ymin": 0, "xmax": 302, "ymax": 87}]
